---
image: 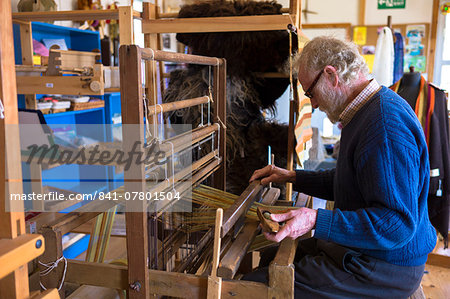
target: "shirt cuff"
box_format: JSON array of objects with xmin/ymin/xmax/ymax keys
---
[{"xmin": 314, "ymin": 208, "xmax": 333, "ymax": 241}]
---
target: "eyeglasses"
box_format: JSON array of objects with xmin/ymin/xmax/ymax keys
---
[{"xmin": 304, "ymin": 70, "xmax": 324, "ymax": 99}]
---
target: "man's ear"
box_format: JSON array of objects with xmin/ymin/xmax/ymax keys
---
[{"xmin": 324, "ymin": 65, "xmax": 339, "ymax": 88}]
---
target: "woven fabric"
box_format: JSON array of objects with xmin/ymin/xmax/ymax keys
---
[{"xmin": 393, "ymin": 32, "xmax": 405, "ymax": 83}]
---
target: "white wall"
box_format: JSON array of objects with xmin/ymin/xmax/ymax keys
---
[
  {"xmin": 278, "ymin": 0, "xmax": 432, "ymax": 26},
  {"xmin": 364, "ymin": 0, "xmax": 433, "ymax": 25}
]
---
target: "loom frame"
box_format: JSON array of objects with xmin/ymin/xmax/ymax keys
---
[{"xmin": 120, "ymin": 44, "xmax": 227, "ymax": 298}]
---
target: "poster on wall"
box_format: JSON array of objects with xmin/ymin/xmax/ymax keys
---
[
  {"xmin": 353, "ymin": 27, "xmax": 367, "ymax": 45},
  {"xmin": 404, "ymin": 25, "xmax": 426, "ymax": 73},
  {"xmin": 378, "ymin": 0, "xmax": 406, "ymax": 9}
]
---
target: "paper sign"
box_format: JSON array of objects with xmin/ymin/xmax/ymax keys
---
[{"xmin": 353, "ymin": 26, "xmax": 367, "ymax": 45}]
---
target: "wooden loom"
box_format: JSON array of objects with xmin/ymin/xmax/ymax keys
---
[
  {"xmin": 15, "ymin": 48, "xmax": 105, "ymax": 96},
  {"xmin": 31, "ymin": 46, "xmax": 301, "ymax": 299},
  {"xmin": 100, "ymin": 44, "xmax": 298, "ymax": 298}
]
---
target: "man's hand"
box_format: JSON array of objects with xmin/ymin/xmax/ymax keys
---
[
  {"xmin": 249, "ymin": 165, "xmax": 296, "ymax": 185},
  {"xmin": 262, "ymin": 208, "xmax": 318, "ymax": 243}
]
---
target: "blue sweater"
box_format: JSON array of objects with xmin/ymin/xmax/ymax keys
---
[{"xmin": 295, "ymin": 86, "xmax": 436, "ymax": 266}]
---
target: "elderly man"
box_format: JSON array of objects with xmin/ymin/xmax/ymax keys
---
[{"xmin": 247, "ymin": 36, "xmax": 436, "ymax": 298}]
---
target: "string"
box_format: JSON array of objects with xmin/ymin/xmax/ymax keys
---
[
  {"xmin": 39, "ymin": 256, "xmax": 67, "ymax": 291},
  {"xmin": 289, "ymin": 29, "xmax": 294, "ymax": 99},
  {"xmin": 208, "ymin": 65, "xmax": 212, "ymax": 125},
  {"xmin": 200, "ymin": 103, "xmax": 204, "ymax": 127},
  {"xmin": 165, "ymin": 141, "xmax": 177, "ymax": 193},
  {"xmin": 156, "ymin": 104, "xmax": 164, "ymax": 140},
  {"xmin": 143, "ymin": 95, "xmax": 153, "ymax": 142},
  {"xmin": 215, "ymin": 123, "xmax": 220, "ymax": 159}
]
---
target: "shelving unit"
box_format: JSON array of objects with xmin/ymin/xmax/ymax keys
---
[{"xmin": 13, "ymin": 22, "xmax": 110, "ymax": 207}]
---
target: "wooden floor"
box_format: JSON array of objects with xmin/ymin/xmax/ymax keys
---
[
  {"xmin": 422, "ymin": 239, "xmax": 450, "ymax": 299},
  {"xmin": 422, "ymin": 264, "xmax": 450, "ymax": 299}
]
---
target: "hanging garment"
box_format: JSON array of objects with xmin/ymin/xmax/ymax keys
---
[
  {"xmin": 373, "ymin": 27, "xmax": 394, "ymax": 86},
  {"xmin": 393, "ymin": 32, "xmax": 404, "ymax": 83},
  {"xmin": 391, "ymin": 78, "xmax": 450, "ymax": 247}
]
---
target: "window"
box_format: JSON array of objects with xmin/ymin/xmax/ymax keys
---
[{"xmin": 434, "ymin": 2, "xmax": 450, "ymax": 109}]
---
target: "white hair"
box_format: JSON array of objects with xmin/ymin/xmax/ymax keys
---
[{"xmin": 294, "ymin": 36, "xmax": 369, "ymax": 87}]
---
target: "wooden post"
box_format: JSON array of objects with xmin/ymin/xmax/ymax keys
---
[
  {"xmin": 286, "ymin": 0, "xmax": 301, "ymax": 201},
  {"xmin": 119, "ymin": 6, "xmax": 134, "ymax": 45},
  {"xmin": 30, "ymin": 163, "xmax": 44, "ymax": 211},
  {"xmin": 38, "ymin": 227, "xmax": 64, "ymax": 297},
  {"xmin": 358, "ymin": 0, "xmax": 366, "ymax": 25},
  {"xmin": 268, "ymin": 238, "xmax": 298, "ymax": 299},
  {"xmin": 0, "ymin": 1, "xmax": 29, "ymax": 297},
  {"xmin": 18, "ymin": 21, "xmax": 37, "ymax": 110},
  {"xmin": 142, "ymin": 2, "xmax": 159, "ymax": 146},
  {"xmin": 212, "ymin": 60, "xmax": 226, "ymax": 191},
  {"xmin": 207, "ymin": 208, "xmax": 223, "ymax": 299},
  {"xmin": 428, "ymin": 0, "xmax": 440, "ymax": 82},
  {"xmin": 286, "ymin": 99, "xmax": 295, "ymax": 201},
  {"xmin": 289, "ymin": 0, "xmax": 301, "ymax": 28},
  {"xmin": 120, "ymin": 45, "xmax": 150, "ymax": 299}
]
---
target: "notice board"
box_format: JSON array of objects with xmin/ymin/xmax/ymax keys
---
[{"xmin": 352, "ymin": 23, "xmax": 430, "ymax": 75}]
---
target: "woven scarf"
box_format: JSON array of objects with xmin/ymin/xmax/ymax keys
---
[{"xmin": 390, "ymin": 76, "xmax": 435, "ymax": 146}]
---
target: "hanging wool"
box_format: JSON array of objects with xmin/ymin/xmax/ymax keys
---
[
  {"xmin": 163, "ymin": 1, "xmax": 297, "ymax": 195},
  {"xmin": 373, "ymin": 27, "xmax": 395, "ymax": 86}
]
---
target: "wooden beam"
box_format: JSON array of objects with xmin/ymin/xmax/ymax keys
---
[
  {"xmin": 19, "ymin": 22, "xmax": 33, "ymax": 66},
  {"xmin": 12, "ymin": 9, "xmax": 141, "ymax": 22},
  {"xmin": 218, "ymin": 188, "xmax": 280, "ymax": 278},
  {"xmin": 272, "ymin": 238, "xmax": 299, "ymax": 266},
  {"xmin": 0, "ymin": 234, "xmax": 45, "ymax": 280},
  {"xmin": 67, "ymin": 285, "xmax": 119, "ymax": 299},
  {"xmin": 291, "ymin": 0, "xmax": 301, "ymax": 29},
  {"xmin": 302, "ymin": 23, "xmax": 352, "ymax": 29},
  {"xmin": 16, "ymin": 75, "xmax": 104, "ymax": 96},
  {"xmin": 221, "ymin": 181, "xmax": 263, "ymax": 237},
  {"xmin": 148, "ymin": 271, "xmax": 269, "ymax": 299},
  {"xmin": 141, "ymin": 48, "xmax": 223, "ymax": 66},
  {"xmin": 142, "ymin": 14, "xmax": 293, "ymax": 34},
  {"xmin": 147, "ymin": 96, "xmax": 210, "ymax": 114},
  {"xmin": 66, "ymin": 260, "xmax": 128, "ymax": 289},
  {"xmin": 65, "ymin": 260, "xmax": 270, "ymax": 298},
  {"xmin": 268, "ymin": 225, "xmax": 298, "ymax": 299},
  {"xmin": 218, "ymin": 222, "xmax": 259, "ymax": 279},
  {"xmin": 358, "ymin": 0, "xmax": 366, "ymax": 25},
  {"xmin": 29, "ymin": 288, "xmax": 60, "ymax": 299},
  {"xmin": 268, "ymin": 262, "xmax": 294, "ymax": 299},
  {"xmin": 215, "ymin": 60, "xmax": 227, "ymax": 190},
  {"xmin": 286, "ymin": 99, "xmax": 295, "ymax": 201},
  {"xmin": 120, "ymin": 44, "xmax": 149, "ymax": 299},
  {"xmin": 38, "ymin": 227, "xmax": 64, "ymax": 297},
  {"xmin": 45, "ymin": 210, "xmax": 102, "ymax": 236},
  {"xmin": 428, "ymin": 0, "xmax": 440, "ymax": 81},
  {"xmin": 0, "ymin": 0, "xmax": 29, "ymax": 296},
  {"xmin": 119, "ymin": 6, "xmax": 134, "ymax": 45},
  {"xmin": 208, "ymin": 208, "xmax": 223, "ymax": 298},
  {"xmin": 158, "ymin": 8, "xmax": 294, "ymax": 19}
]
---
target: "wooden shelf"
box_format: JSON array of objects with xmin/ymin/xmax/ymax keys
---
[{"xmin": 12, "ymin": 9, "xmax": 141, "ymax": 22}]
